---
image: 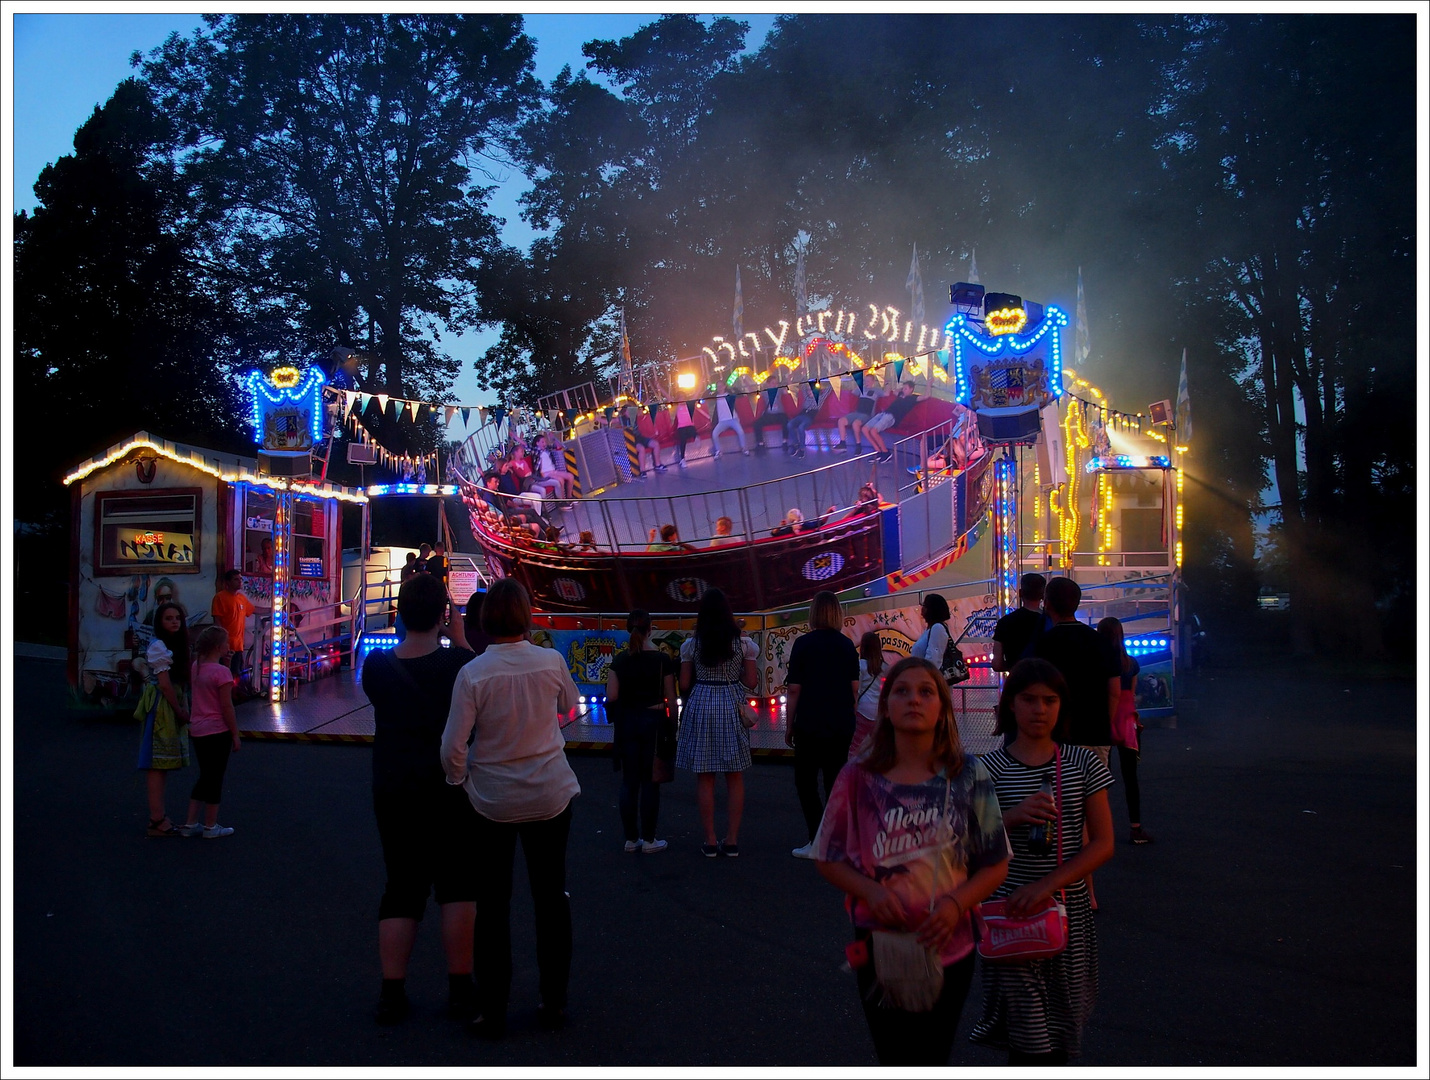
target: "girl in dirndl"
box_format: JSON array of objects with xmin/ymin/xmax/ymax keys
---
[
  {"xmin": 135, "ymin": 601, "xmax": 192, "ymax": 837},
  {"xmin": 970, "ymin": 658, "xmax": 1115, "ymax": 1064},
  {"xmin": 674, "ymin": 587, "xmax": 758, "ymax": 858}
]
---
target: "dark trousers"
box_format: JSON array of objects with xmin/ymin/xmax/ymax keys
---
[
  {"xmin": 472, "ymin": 802, "xmax": 573, "ymax": 1017},
  {"xmin": 794, "ymin": 730, "xmax": 853, "ymax": 841},
  {"xmin": 1117, "ymin": 744, "xmax": 1141, "ymax": 821},
  {"xmin": 189, "ymin": 732, "xmax": 232, "ymax": 804},
  {"xmin": 855, "ymin": 950, "xmax": 976, "ymax": 1065},
  {"xmin": 618, "ymin": 711, "xmax": 662, "ymax": 842},
  {"xmin": 753, "ymin": 412, "xmax": 788, "ymax": 446},
  {"xmin": 674, "ymin": 425, "xmax": 698, "ymax": 460}
]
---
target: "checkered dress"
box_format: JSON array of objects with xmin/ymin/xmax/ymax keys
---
[{"xmin": 674, "ymin": 636, "xmax": 754, "ymax": 773}]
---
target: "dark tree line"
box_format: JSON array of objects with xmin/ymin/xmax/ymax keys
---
[{"xmin": 14, "ymin": 13, "xmax": 1415, "ymax": 655}]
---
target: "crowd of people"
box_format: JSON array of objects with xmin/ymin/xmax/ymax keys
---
[{"xmin": 132, "ymin": 551, "xmax": 1152, "ymax": 1065}]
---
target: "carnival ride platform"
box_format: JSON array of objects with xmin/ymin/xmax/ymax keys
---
[{"xmin": 234, "ymin": 654, "xmax": 1008, "ymax": 758}]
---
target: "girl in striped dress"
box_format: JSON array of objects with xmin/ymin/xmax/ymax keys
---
[
  {"xmin": 675, "ymin": 588, "xmax": 758, "ymax": 857},
  {"xmin": 971, "ymin": 658, "xmax": 1115, "ymax": 1064}
]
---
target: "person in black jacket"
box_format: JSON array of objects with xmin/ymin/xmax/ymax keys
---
[{"xmin": 786, "ymin": 590, "xmax": 860, "ymax": 859}]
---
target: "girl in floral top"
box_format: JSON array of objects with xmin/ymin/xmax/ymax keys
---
[
  {"xmin": 813, "ymin": 656, "xmax": 1010, "ymax": 1065},
  {"xmin": 135, "ymin": 601, "xmax": 191, "ymax": 836}
]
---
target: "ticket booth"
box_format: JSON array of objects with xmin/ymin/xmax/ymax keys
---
[{"xmin": 63, "ymin": 430, "xmax": 366, "ymax": 710}]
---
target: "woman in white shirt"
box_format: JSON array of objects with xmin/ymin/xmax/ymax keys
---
[
  {"xmin": 440, "ymin": 578, "xmax": 581, "ymax": 1038},
  {"xmin": 910, "ymin": 592, "xmax": 952, "ymax": 670}
]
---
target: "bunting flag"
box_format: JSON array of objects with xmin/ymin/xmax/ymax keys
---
[
  {"xmin": 648, "ymin": 403, "xmax": 661, "ymax": 420},
  {"xmin": 604, "ymin": 406, "xmax": 615, "ymax": 420},
  {"xmin": 793, "ymin": 239, "xmax": 807, "ymax": 322},
  {"xmin": 444, "ymin": 406, "xmax": 457, "ymax": 426},
  {"xmin": 733, "ymin": 265, "xmax": 744, "ymax": 344},
  {"xmin": 893, "ymin": 359, "xmax": 906, "ymax": 384},
  {"xmin": 564, "ymin": 408, "xmax": 578, "ymax": 428},
  {"xmin": 968, "ymin": 247, "xmax": 980, "ymax": 285},
  {"xmin": 852, "ymin": 370, "xmax": 865, "ymax": 393},
  {"xmin": 1075, "ymin": 266, "xmax": 1090, "ymax": 368},
  {"xmin": 477, "ymin": 407, "xmax": 487, "ymax": 426},
  {"xmin": 765, "ymin": 387, "xmax": 779, "ymax": 408},
  {"xmin": 906, "ymin": 244, "xmax": 925, "ymax": 328},
  {"xmin": 407, "ymin": 400, "xmax": 420, "ymax": 422},
  {"xmin": 1176, "ymin": 347, "xmax": 1192, "ymax": 442},
  {"xmin": 492, "ymin": 405, "xmax": 506, "ymax": 426},
  {"xmin": 375, "ymin": 393, "xmax": 390, "ymax": 416},
  {"xmin": 725, "ymin": 393, "xmax": 737, "ymax": 411},
  {"xmin": 828, "ymin": 374, "xmax": 842, "ymax": 398},
  {"xmin": 808, "ymin": 379, "xmax": 820, "ymax": 404},
  {"xmin": 937, "ymin": 349, "xmax": 950, "ymax": 372}
]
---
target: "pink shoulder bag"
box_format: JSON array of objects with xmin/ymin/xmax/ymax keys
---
[{"xmin": 975, "ymin": 748, "xmax": 1070, "ymax": 962}]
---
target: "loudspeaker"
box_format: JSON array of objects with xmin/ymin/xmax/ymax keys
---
[
  {"xmin": 258, "ymin": 451, "xmax": 313, "ymax": 477},
  {"xmin": 1148, "ymin": 399, "xmax": 1173, "ymax": 425},
  {"xmin": 977, "ymin": 408, "xmax": 1042, "ymax": 445},
  {"xmin": 347, "ymin": 443, "xmax": 379, "ymax": 465},
  {"xmin": 950, "ymin": 282, "xmax": 985, "ymax": 311},
  {"xmin": 982, "ymin": 292, "xmax": 1022, "ymax": 315}
]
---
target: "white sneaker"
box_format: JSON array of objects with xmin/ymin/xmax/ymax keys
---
[
  {"xmin": 640, "ymin": 839, "xmax": 669, "ymax": 854},
  {"xmin": 792, "ymin": 842, "xmax": 818, "ymax": 860},
  {"xmin": 623, "ymin": 840, "xmax": 642, "ymax": 853},
  {"xmin": 203, "ymin": 824, "xmax": 235, "ymax": 839},
  {"xmin": 179, "ymin": 822, "xmax": 205, "ymax": 837}
]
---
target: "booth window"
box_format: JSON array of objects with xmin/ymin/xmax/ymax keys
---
[
  {"xmin": 95, "ymin": 489, "xmax": 202, "ymax": 575},
  {"xmin": 242, "ymin": 489, "xmax": 277, "ymax": 575},
  {"xmin": 291, "ymin": 498, "xmax": 327, "ymax": 579}
]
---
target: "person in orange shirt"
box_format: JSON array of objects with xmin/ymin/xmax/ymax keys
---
[{"xmin": 211, "ymin": 570, "xmax": 257, "ymax": 688}]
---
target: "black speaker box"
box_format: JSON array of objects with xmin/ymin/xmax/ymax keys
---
[{"xmin": 976, "ymin": 408, "xmax": 1042, "ymax": 444}]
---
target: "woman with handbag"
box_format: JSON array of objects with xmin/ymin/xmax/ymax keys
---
[
  {"xmin": 606, "ymin": 610, "xmax": 678, "ymax": 854},
  {"xmin": 970, "ymin": 658, "xmax": 1115, "ymax": 1064},
  {"xmin": 135, "ymin": 601, "xmax": 192, "ymax": 837},
  {"xmin": 909, "ymin": 593, "xmax": 952, "ymax": 668},
  {"xmin": 675, "ymin": 587, "xmax": 759, "ymax": 857},
  {"xmin": 812, "ymin": 657, "xmax": 1010, "ymax": 1065}
]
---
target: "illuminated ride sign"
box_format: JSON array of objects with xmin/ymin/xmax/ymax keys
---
[
  {"xmin": 698, "ymin": 303, "xmax": 956, "ymax": 373},
  {"xmin": 245, "ymin": 365, "xmax": 326, "ymax": 453}
]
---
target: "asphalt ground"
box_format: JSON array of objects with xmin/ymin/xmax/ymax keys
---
[{"xmin": 7, "ymin": 654, "xmax": 1422, "ymax": 1069}]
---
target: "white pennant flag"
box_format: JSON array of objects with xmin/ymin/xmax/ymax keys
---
[{"xmin": 375, "ymin": 393, "xmax": 390, "ymax": 415}]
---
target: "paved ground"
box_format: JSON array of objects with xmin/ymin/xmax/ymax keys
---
[{"xmin": 9, "ymin": 655, "xmax": 1420, "ymax": 1067}]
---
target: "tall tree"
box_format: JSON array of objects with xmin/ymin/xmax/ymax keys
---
[
  {"xmin": 1159, "ymin": 15, "xmax": 1415, "ymax": 654},
  {"xmin": 138, "ymin": 14, "xmax": 541, "ymax": 399},
  {"xmin": 14, "ymin": 79, "xmax": 248, "ymax": 526}
]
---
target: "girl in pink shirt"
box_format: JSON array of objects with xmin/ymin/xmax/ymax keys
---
[{"xmin": 181, "ymin": 626, "xmax": 242, "ymax": 838}]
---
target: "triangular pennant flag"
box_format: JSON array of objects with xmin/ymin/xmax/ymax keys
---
[
  {"xmin": 604, "ymin": 406, "xmax": 615, "ymax": 420},
  {"xmin": 375, "ymin": 393, "xmax": 390, "ymax": 415},
  {"xmin": 564, "ymin": 408, "xmax": 578, "ymax": 427},
  {"xmin": 725, "ymin": 393, "xmax": 737, "ymax": 410},
  {"xmin": 444, "ymin": 406, "xmax": 457, "ymax": 425},
  {"xmin": 829, "ymin": 374, "xmax": 843, "ymax": 398},
  {"xmin": 648, "ymin": 403, "xmax": 660, "ymax": 420},
  {"xmin": 461, "ymin": 407, "xmax": 471, "ymax": 427},
  {"xmin": 345, "ymin": 390, "xmax": 358, "ymax": 413},
  {"xmin": 852, "ymin": 370, "xmax": 865, "ymax": 392},
  {"xmin": 492, "ymin": 405, "xmax": 507, "ymax": 426},
  {"xmin": 893, "ymin": 359, "xmax": 905, "ymax": 384},
  {"xmin": 478, "ymin": 407, "xmax": 488, "ymax": 426},
  {"xmin": 937, "ymin": 349, "xmax": 950, "ymax": 372},
  {"xmin": 407, "ymin": 400, "xmax": 420, "ymax": 422},
  {"xmin": 765, "ymin": 388, "xmax": 778, "ymax": 408}
]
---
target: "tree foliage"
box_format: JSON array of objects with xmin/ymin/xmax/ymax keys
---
[
  {"xmin": 14, "ymin": 79, "xmax": 248, "ymax": 525},
  {"xmin": 138, "ymin": 14, "xmax": 541, "ymax": 399}
]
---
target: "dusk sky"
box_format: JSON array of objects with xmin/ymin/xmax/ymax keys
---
[{"xmin": 9, "ymin": 12, "xmax": 779, "ymax": 409}]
